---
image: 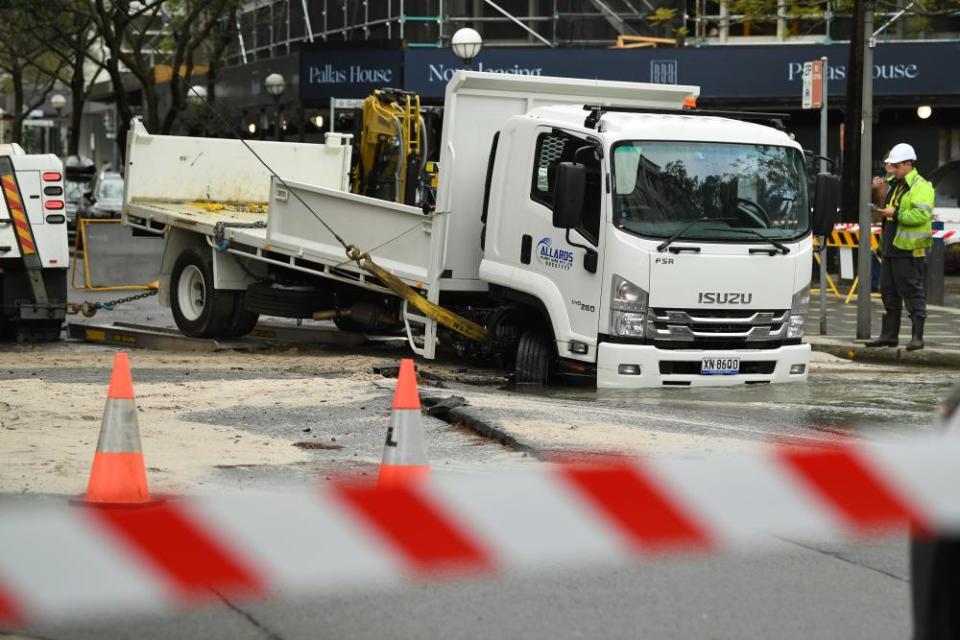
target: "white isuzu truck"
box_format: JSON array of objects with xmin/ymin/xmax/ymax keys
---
[{"xmin": 123, "ymin": 71, "xmax": 837, "ymax": 388}]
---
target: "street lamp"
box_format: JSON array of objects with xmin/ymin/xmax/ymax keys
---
[
  {"xmin": 451, "ymin": 28, "xmax": 482, "ymax": 70},
  {"xmin": 917, "ymin": 105, "xmax": 933, "ymax": 120},
  {"xmin": 50, "ymin": 93, "xmax": 66, "ymax": 156},
  {"xmin": 186, "ymin": 86, "xmax": 207, "ymax": 136},
  {"xmin": 187, "ymin": 85, "xmax": 207, "ymax": 104},
  {"xmin": 264, "ymin": 72, "xmax": 285, "ymax": 141}
]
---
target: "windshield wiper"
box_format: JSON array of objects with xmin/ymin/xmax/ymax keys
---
[
  {"xmin": 710, "ymin": 227, "xmax": 791, "ymax": 254},
  {"xmin": 656, "ymin": 217, "xmax": 737, "ymax": 253}
]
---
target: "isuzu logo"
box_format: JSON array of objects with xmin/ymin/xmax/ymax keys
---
[{"xmin": 698, "ymin": 292, "xmax": 753, "ymax": 304}]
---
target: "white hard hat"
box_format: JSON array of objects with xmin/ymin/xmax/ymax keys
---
[{"xmin": 884, "ymin": 143, "xmax": 917, "ymax": 164}]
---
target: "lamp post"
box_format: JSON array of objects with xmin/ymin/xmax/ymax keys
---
[
  {"xmin": 187, "ymin": 84, "xmax": 207, "ymax": 104},
  {"xmin": 451, "ymin": 28, "xmax": 483, "ymax": 70},
  {"xmin": 186, "ymin": 85, "xmax": 207, "ymax": 136},
  {"xmin": 264, "ymin": 72, "xmax": 285, "ymax": 141},
  {"xmin": 50, "ymin": 93, "xmax": 66, "ymax": 156}
]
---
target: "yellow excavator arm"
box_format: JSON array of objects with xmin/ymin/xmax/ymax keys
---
[{"xmin": 352, "ymin": 89, "xmax": 424, "ymax": 206}]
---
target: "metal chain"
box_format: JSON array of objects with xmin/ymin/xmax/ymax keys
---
[
  {"xmin": 66, "ymin": 289, "xmax": 159, "ymax": 317},
  {"xmin": 213, "ymin": 220, "xmax": 268, "ymax": 251}
]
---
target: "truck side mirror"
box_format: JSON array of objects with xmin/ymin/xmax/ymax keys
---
[
  {"xmin": 812, "ymin": 173, "xmax": 840, "ymax": 237},
  {"xmin": 552, "ymin": 162, "xmax": 585, "ymax": 229}
]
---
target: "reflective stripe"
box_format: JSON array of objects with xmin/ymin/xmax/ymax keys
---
[
  {"xmin": 0, "ymin": 167, "xmax": 36, "ymax": 256},
  {"xmin": 897, "ymin": 231, "xmax": 931, "ymax": 239},
  {"xmin": 96, "ymin": 399, "xmax": 143, "ymax": 453},
  {"xmin": 916, "ymin": 204, "xmax": 933, "ymax": 212}
]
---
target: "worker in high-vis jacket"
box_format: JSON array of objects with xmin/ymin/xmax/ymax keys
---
[{"xmin": 865, "ymin": 143, "xmax": 935, "ymax": 351}]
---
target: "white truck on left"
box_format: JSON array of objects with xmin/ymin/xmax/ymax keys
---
[{"xmin": 0, "ymin": 144, "xmax": 68, "ymax": 341}]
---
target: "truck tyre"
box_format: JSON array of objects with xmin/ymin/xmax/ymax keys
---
[
  {"xmin": 170, "ymin": 247, "xmax": 233, "ymax": 338},
  {"xmin": 243, "ymin": 282, "xmax": 330, "ymax": 319},
  {"xmin": 516, "ymin": 330, "xmax": 552, "ymax": 385},
  {"xmin": 224, "ymin": 293, "xmax": 260, "ymax": 338}
]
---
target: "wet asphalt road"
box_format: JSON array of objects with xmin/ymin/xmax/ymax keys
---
[
  {"xmin": 5, "ymin": 357, "xmax": 951, "ymax": 640},
  {"xmin": 8, "ymin": 292, "xmax": 954, "ymax": 638}
]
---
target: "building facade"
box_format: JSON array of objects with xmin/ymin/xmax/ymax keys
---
[{"xmin": 212, "ymin": 1, "xmax": 960, "ymax": 177}]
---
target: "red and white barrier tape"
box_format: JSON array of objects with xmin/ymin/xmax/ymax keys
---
[
  {"xmin": 832, "ymin": 223, "xmax": 881, "ymax": 233},
  {"xmin": 2, "ymin": 438, "xmax": 960, "ymax": 626}
]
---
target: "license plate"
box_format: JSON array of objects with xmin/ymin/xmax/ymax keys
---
[{"xmin": 701, "ymin": 357, "xmax": 740, "ymax": 375}]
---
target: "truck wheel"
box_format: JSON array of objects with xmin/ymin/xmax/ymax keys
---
[
  {"xmin": 243, "ymin": 282, "xmax": 331, "ymax": 319},
  {"xmin": 224, "ymin": 293, "xmax": 260, "ymax": 338},
  {"xmin": 170, "ymin": 247, "xmax": 233, "ymax": 338},
  {"xmin": 516, "ymin": 330, "xmax": 552, "ymax": 385}
]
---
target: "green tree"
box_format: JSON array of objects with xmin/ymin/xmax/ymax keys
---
[
  {"xmin": 85, "ymin": 0, "xmax": 240, "ymax": 158},
  {"xmin": 26, "ymin": 1, "xmax": 107, "ymax": 156},
  {"xmin": 0, "ymin": 6, "xmax": 67, "ymax": 145},
  {"xmin": 723, "ymin": 0, "xmax": 959, "ymax": 38}
]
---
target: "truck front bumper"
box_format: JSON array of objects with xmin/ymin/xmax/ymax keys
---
[{"xmin": 596, "ymin": 342, "xmax": 811, "ymax": 389}]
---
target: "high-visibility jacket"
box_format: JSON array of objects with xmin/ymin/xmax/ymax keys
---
[{"xmin": 892, "ymin": 168, "xmax": 935, "ymax": 254}]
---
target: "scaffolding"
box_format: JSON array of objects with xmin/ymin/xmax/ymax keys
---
[
  {"xmin": 230, "ymin": 0, "xmax": 960, "ymax": 62},
  {"xmin": 228, "ymin": 0, "xmax": 684, "ymax": 63}
]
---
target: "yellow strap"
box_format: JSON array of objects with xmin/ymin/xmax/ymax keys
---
[{"xmin": 349, "ymin": 247, "xmax": 488, "ymax": 342}]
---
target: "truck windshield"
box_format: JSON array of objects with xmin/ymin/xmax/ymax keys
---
[{"xmin": 611, "ymin": 141, "xmax": 809, "ymax": 242}]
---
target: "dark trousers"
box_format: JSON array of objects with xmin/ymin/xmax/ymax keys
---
[
  {"xmin": 912, "ymin": 538, "xmax": 960, "ymax": 639},
  {"xmin": 880, "ymin": 256, "xmax": 927, "ymax": 320}
]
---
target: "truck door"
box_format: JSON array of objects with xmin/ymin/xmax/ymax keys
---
[{"xmin": 524, "ymin": 128, "xmax": 605, "ymax": 360}]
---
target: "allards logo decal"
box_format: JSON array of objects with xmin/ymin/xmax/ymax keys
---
[{"xmin": 537, "ymin": 237, "xmax": 574, "ymax": 271}]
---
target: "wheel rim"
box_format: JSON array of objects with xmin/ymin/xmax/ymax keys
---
[{"xmin": 178, "ymin": 265, "xmax": 206, "ymax": 321}]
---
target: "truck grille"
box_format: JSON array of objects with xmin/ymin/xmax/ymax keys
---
[{"xmin": 648, "ymin": 308, "xmax": 790, "ymax": 344}]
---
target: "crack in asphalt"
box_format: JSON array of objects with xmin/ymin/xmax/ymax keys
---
[
  {"xmin": 779, "ymin": 538, "xmax": 909, "ymax": 583},
  {"xmin": 214, "ymin": 591, "xmax": 285, "ymax": 640}
]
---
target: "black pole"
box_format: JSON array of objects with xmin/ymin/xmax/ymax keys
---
[
  {"xmin": 275, "ymin": 100, "xmax": 282, "ymax": 142},
  {"xmin": 841, "ymin": 0, "xmax": 867, "ymax": 224}
]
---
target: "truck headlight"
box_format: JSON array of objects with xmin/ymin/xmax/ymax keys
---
[
  {"xmin": 788, "ymin": 285, "xmax": 810, "ymax": 339},
  {"xmin": 611, "ymin": 275, "xmax": 649, "ymax": 338}
]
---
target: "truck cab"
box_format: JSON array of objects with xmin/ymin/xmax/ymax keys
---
[{"xmin": 479, "ymin": 105, "xmax": 813, "ymax": 387}]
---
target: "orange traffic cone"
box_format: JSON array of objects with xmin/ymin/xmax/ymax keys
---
[
  {"xmin": 84, "ymin": 352, "xmax": 153, "ymax": 504},
  {"xmin": 378, "ymin": 359, "xmax": 430, "ymax": 487}
]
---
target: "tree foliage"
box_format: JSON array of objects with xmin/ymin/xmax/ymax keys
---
[
  {"xmin": 0, "ymin": 1, "xmax": 240, "ymax": 155},
  {"xmin": 724, "ymin": 0, "xmax": 959, "ymax": 36},
  {"xmin": 0, "ymin": 4, "xmax": 68, "ymax": 143}
]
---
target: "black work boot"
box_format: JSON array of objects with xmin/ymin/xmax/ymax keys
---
[
  {"xmin": 865, "ymin": 313, "xmax": 901, "ymax": 347},
  {"xmin": 906, "ymin": 316, "xmax": 925, "ymax": 351}
]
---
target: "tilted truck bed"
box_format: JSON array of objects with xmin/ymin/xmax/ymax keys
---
[{"xmin": 122, "ymin": 119, "xmax": 438, "ymax": 294}]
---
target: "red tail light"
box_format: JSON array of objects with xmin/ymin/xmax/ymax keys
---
[
  {"xmin": 44, "ymin": 200, "xmax": 64, "ymax": 210},
  {"xmin": 42, "ymin": 172, "xmax": 62, "ymax": 181}
]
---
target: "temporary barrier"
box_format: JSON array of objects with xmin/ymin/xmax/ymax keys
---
[
  {"xmin": 378, "ymin": 358, "xmax": 431, "ymax": 487},
  {"xmin": 1, "ymin": 436, "xmax": 959, "ymax": 626},
  {"xmin": 812, "ymin": 224, "xmax": 882, "ymax": 304},
  {"xmin": 71, "ymin": 218, "xmax": 163, "ymax": 291},
  {"xmin": 83, "ymin": 353, "xmax": 155, "ymax": 505}
]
